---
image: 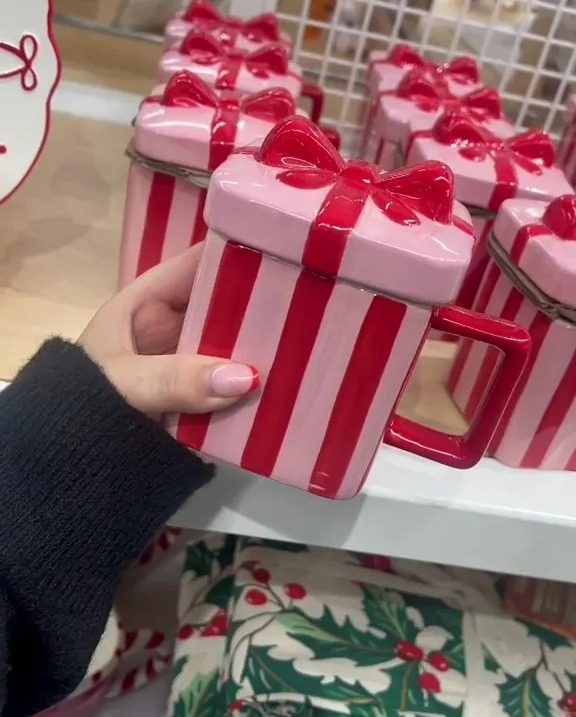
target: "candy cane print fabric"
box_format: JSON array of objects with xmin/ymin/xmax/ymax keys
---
[{"xmin": 0, "ymin": 0, "xmax": 60, "ymax": 204}]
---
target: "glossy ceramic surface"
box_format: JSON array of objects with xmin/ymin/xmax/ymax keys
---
[
  {"xmin": 557, "ymin": 95, "xmax": 576, "ymax": 188},
  {"xmin": 0, "ymin": 0, "xmax": 60, "ymax": 205},
  {"xmin": 158, "ymin": 32, "xmax": 302, "ymax": 98},
  {"xmin": 120, "ymin": 73, "xmax": 297, "ymax": 287},
  {"xmin": 167, "ymin": 116, "xmax": 530, "ymax": 498},
  {"xmin": 164, "ymin": 0, "xmax": 293, "ymax": 54}
]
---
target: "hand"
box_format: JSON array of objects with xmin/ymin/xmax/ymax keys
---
[{"xmin": 79, "ymin": 245, "xmax": 259, "ymax": 415}]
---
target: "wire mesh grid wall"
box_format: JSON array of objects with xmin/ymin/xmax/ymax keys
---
[{"xmin": 272, "ymin": 0, "xmax": 576, "ymax": 154}]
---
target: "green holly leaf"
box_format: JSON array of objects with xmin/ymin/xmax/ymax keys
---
[
  {"xmin": 443, "ymin": 640, "xmax": 466, "ymax": 675},
  {"xmin": 361, "ymin": 585, "xmax": 417, "ymax": 641},
  {"xmin": 482, "ymin": 645, "xmax": 501, "ymax": 674},
  {"xmin": 216, "ymin": 534, "xmax": 238, "ymax": 569},
  {"xmin": 205, "ymin": 574, "xmax": 234, "ymax": 610},
  {"xmin": 182, "ymin": 668, "xmax": 222, "ymax": 717},
  {"xmin": 522, "ymin": 619, "xmax": 572, "ymax": 650},
  {"xmin": 172, "ymin": 656, "xmax": 188, "ymax": 681},
  {"xmin": 498, "ymin": 668, "xmax": 552, "ymax": 716},
  {"xmin": 184, "ymin": 542, "xmax": 218, "ymax": 578},
  {"xmin": 171, "ymin": 695, "xmax": 188, "ymax": 717},
  {"xmin": 277, "ymin": 607, "xmax": 396, "ymax": 666},
  {"xmin": 401, "ymin": 593, "xmax": 463, "ymax": 643}
]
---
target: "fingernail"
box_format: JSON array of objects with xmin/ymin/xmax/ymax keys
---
[{"xmin": 208, "ymin": 363, "xmax": 260, "ymax": 398}]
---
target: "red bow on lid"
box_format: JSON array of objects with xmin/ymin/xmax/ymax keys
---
[
  {"xmin": 179, "ymin": 32, "xmax": 290, "ymax": 90},
  {"xmin": 252, "ymin": 116, "xmax": 460, "ymax": 277},
  {"xmin": 429, "ymin": 111, "xmax": 555, "ymax": 210},
  {"xmin": 183, "ymin": 0, "xmax": 281, "ymax": 46},
  {"xmin": 543, "ymin": 194, "xmax": 576, "ymax": 241},
  {"xmin": 395, "ymin": 69, "xmax": 501, "ymax": 121},
  {"xmin": 384, "ymin": 44, "xmax": 479, "ymax": 85},
  {"xmin": 144, "ymin": 72, "xmax": 296, "ymax": 169}
]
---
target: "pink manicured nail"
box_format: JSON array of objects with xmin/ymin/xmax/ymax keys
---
[{"xmin": 208, "ymin": 364, "xmax": 260, "ymax": 398}]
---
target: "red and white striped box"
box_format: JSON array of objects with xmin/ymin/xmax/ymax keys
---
[
  {"xmin": 502, "ymin": 577, "xmax": 576, "ymax": 641},
  {"xmin": 406, "ymin": 110, "xmax": 572, "ymax": 313},
  {"xmin": 360, "ymin": 44, "xmax": 481, "ymax": 160},
  {"xmin": 557, "ymin": 95, "xmax": 576, "ymax": 188},
  {"xmin": 166, "ymin": 116, "xmax": 531, "ymax": 499},
  {"xmin": 158, "ymin": 32, "xmax": 323, "ymax": 124},
  {"xmin": 119, "ymin": 72, "xmax": 298, "ymax": 288},
  {"xmin": 364, "ymin": 68, "xmax": 513, "ymax": 171},
  {"xmin": 163, "ymin": 0, "xmax": 293, "ymax": 55},
  {"xmin": 448, "ymin": 194, "xmax": 576, "ymax": 470}
]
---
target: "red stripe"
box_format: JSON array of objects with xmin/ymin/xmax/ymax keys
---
[
  {"xmin": 191, "ymin": 190, "xmax": 208, "ymax": 246},
  {"xmin": 214, "ymin": 57, "xmax": 242, "ymax": 90},
  {"xmin": 139, "ymin": 544, "xmax": 154, "ymax": 566},
  {"xmin": 488, "ymin": 152, "xmax": 517, "ymax": 212},
  {"xmin": 454, "ymin": 218, "xmax": 493, "ymax": 311},
  {"xmin": 490, "ymin": 311, "xmax": 551, "ymax": 452},
  {"xmin": 159, "ymin": 532, "xmax": 170, "ymax": 550},
  {"xmin": 123, "ymin": 631, "xmax": 138, "ymax": 652},
  {"xmin": 463, "ymin": 285, "xmax": 524, "ymax": 422},
  {"xmin": 308, "ymin": 295, "xmax": 407, "ymax": 498},
  {"xmin": 177, "ymin": 243, "xmax": 261, "ymax": 449},
  {"xmin": 147, "ymin": 632, "xmax": 165, "ymax": 649},
  {"xmin": 209, "ymin": 106, "xmax": 240, "ymax": 170},
  {"xmin": 121, "ymin": 668, "xmax": 138, "ymax": 693},
  {"xmin": 566, "ymin": 448, "xmax": 576, "ymax": 470},
  {"xmin": 241, "ymin": 271, "xmax": 334, "ymax": 476},
  {"xmin": 520, "ymin": 351, "xmax": 576, "ymax": 468},
  {"xmin": 146, "ymin": 657, "xmax": 157, "ymax": 682},
  {"xmin": 137, "ymin": 173, "xmax": 175, "ymax": 276},
  {"xmin": 447, "ymin": 261, "xmax": 500, "ymax": 394},
  {"xmin": 509, "ymin": 223, "xmax": 548, "ymax": 263}
]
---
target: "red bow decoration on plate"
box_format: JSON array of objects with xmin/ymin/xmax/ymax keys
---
[
  {"xmin": 430, "ymin": 111, "xmax": 555, "ymax": 211},
  {"xmin": 509, "ymin": 194, "xmax": 576, "ymax": 262},
  {"xmin": 182, "ymin": 0, "xmax": 282, "ymax": 47},
  {"xmin": 252, "ymin": 116, "xmax": 460, "ymax": 277},
  {"xmin": 179, "ymin": 32, "xmax": 291, "ymax": 90},
  {"xmin": 392, "ymin": 69, "xmax": 501, "ymax": 122},
  {"xmin": 383, "ymin": 44, "xmax": 479, "ymax": 85},
  {"xmin": 145, "ymin": 72, "xmax": 296, "ymax": 169}
]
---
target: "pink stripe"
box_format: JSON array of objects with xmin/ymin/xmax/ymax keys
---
[
  {"xmin": 338, "ymin": 302, "xmax": 430, "ymax": 500},
  {"xmin": 272, "ymin": 282, "xmax": 372, "ymax": 493},
  {"xmin": 200, "ymin": 250, "xmax": 298, "ymax": 466},
  {"xmin": 160, "ymin": 180, "xmax": 202, "ymax": 262},
  {"xmin": 119, "ymin": 165, "xmax": 153, "ymax": 288}
]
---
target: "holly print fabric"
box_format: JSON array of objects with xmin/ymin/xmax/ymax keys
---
[{"xmin": 168, "ymin": 535, "xmax": 576, "ymax": 717}]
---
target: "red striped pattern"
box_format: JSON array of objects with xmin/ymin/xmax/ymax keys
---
[{"xmin": 137, "ymin": 173, "xmax": 175, "ymax": 276}]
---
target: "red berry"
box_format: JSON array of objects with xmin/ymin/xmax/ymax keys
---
[
  {"xmin": 284, "ymin": 583, "xmax": 307, "ymax": 600},
  {"xmin": 395, "ymin": 640, "xmax": 424, "ymax": 662},
  {"xmin": 212, "ymin": 611, "xmax": 228, "ymax": 631},
  {"xmin": 229, "ymin": 700, "xmax": 244, "ymax": 712},
  {"xmin": 361, "ymin": 554, "xmax": 392, "ymax": 572},
  {"xmin": 419, "ymin": 672, "xmax": 441, "ymax": 694},
  {"xmin": 428, "ymin": 652, "xmax": 450, "ymax": 672},
  {"xmin": 201, "ymin": 624, "xmax": 225, "ymax": 637},
  {"xmin": 178, "ymin": 624, "xmax": 195, "ymax": 640},
  {"xmin": 245, "ymin": 588, "xmax": 267, "ymax": 606},
  {"xmin": 559, "ymin": 694, "xmax": 576, "ymax": 711},
  {"xmin": 252, "ymin": 568, "xmax": 271, "ymax": 584}
]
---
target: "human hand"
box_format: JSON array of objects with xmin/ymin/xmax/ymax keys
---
[{"xmin": 79, "ymin": 245, "xmax": 259, "ymax": 415}]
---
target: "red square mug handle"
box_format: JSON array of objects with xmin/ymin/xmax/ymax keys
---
[
  {"xmin": 384, "ymin": 305, "xmax": 531, "ymax": 469},
  {"xmin": 301, "ymin": 83, "xmax": 324, "ymax": 124}
]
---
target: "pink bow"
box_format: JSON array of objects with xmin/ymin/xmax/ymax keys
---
[
  {"xmin": 183, "ymin": 0, "xmax": 281, "ymax": 46},
  {"xmin": 384, "ymin": 44, "xmax": 479, "ymax": 85},
  {"xmin": 179, "ymin": 32, "xmax": 290, "ymax": 90},
  {"xmin": 252, "ymin": 116, "xmax": 458, "ymax": 277},
  {"xmin": 393, "ymin": 69, "xmax": 501, "ymax": 122},
  {"xmin": 145, "ymin": 72, "xmax": 296, "ymax": 169}
]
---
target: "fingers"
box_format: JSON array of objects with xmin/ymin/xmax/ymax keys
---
[
  {"xmin": 122, "ymin": 244, "xmax": 205, "ymax": 311},
  {"xmin": 104, "ymin": 353, "xmax": 260, "ymax": 415}
]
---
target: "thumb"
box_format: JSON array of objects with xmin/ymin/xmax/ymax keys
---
[{"xmin": 104, "ymin": 353, "xmax": 260, "ymax": 415}]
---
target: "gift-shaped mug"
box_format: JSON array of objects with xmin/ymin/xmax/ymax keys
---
[
  {"xmin": 449, "ymin": 195, "xmax": 576, "ymax": 470},
  {"xmin": 406, "ymin": 111, "xmax": 572, "ymax": 313},
  {"xmin": 164, "ymin": 0, "xmax": 293, "ymax": 55},
  {"xmin": 119, "ymin": 72, "xmax": 300, "ymax": 287},
  {"xmin": 557, "ymin": 94, "xmax": 576, "ymax": 189},
  {"xmin": 158, "ymin": 32, "xmax": 324, "ymax": 123},
  {"xmin": 360, "ymin": 44, "xmax": 480, "ymax": 159},
  {"xmin": 166, "ymin": 116, "xmax": 530, "ymax": 499},
  {"xmin": 365, "ymin": 68, "xmax": 513, "ymax": 171}
]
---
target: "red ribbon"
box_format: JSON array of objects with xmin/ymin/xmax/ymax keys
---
[
  {"xmin": 385, "ymin": 69, "xmax": 501, "ymax": 123},
  {"xmin": 409, "ymin": 111, "xmax": 555, "ymax": 212},
  {"xmin": 183, "ymin": 0, "xmax": 282, "ymax": 47},
  {"xmin": 179, "ymin": 32, "xmax": 291, "ymax": 91},
  {"xmin": 509, "ymin": 194, "xmax": 576, "ymax": 262},
  {"xmin": 374, "ymin": 44, "xmax": 479, "ymax": 86},
  {"xmin": 145, "ymin": 71, "xmax": 296, "ymax": 169},
  {"xmin": 252, "ymin": 115, "xmax": 465, "ymax": 277}
]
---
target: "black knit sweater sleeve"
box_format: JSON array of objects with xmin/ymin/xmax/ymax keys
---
[{"xmin": 0, "ymin": 338, "xmax": 213, "ymax": 717}]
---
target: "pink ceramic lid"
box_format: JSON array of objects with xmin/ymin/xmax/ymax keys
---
[
  {"xmin": 158, "ymin": 32, "xmax": 302, "ymax": 96},
  {"xmin": 165, "ymin": 0, "xmax": 292, "ymax": 52},
  {"xmin": 367, "ymin": 44, "xmax": 481, "ymax": 97},
  {"xmin": 406, "ymin": 111, "xmax": 572, "ymax": 212},
  {"xmin": 494, "ymin": 195, "xmax": 576, "ymax": 306},
  {"xmin": 135, "ymin": 72, "xmax": 297, "ymax": 171},
  {"xmin": 375, "ymin": 69, "xmax": 514, "ymax": 152},
  {"xmin": 206, "ymin": 116, "xmax": 475, "ymax": 306}
]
